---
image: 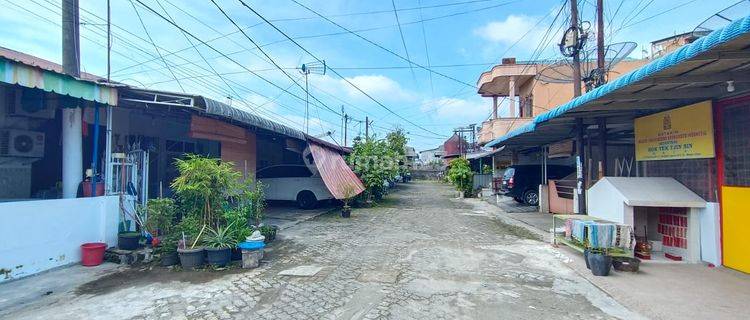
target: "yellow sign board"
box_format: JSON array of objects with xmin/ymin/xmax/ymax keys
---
[{"xmin": 635, "ymin": 101, "xmax": 715, "ymax": 161}]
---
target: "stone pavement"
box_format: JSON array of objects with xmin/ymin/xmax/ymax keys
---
[
  {"xmin": 480, "ymin": 191, "xmax": 750, "ymax": 320},
  {"xmin": 1, "ymin": 181, "xmax": 640, "ymax": 320}
]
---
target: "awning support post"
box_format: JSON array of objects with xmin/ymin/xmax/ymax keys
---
[
  {"xmin": 598, "ymin": 117, "xmax": 607, "ymax": 178},
  {"xmin": 62, "ymin": 107, "xmax": 82, "ymax": 198},
  {"xmin": 575, "ymin": 118, "xmax": 586, "ymax": 214}
]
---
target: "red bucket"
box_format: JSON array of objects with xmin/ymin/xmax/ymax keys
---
[{"xmin": 81, "ymin": 242, "xmax": 107, "ymax": 266}]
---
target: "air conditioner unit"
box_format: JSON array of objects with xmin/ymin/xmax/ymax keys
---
[
  {"xmin": 4, "ymin": 88, "xmax": 55, "ymax": 119},
  {"xmin": 0, "ymin": 129, "xmax": 45, "ymax": 158}
]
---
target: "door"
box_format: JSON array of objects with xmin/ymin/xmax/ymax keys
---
[{"xmin": 718, "ymin": 98, "xmax": 750, "ymax": 273}]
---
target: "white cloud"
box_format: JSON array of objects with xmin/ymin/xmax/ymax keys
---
[
  {"xmin": 342, "ymin": 75, "xmax": 415, "ymax": 101},
  {"xmin": 312, "ymin": 74, "xmax": 415, "ymax": 103},
  {"xmin": 420, "ymin": 97, "xmax": 489, "ymax": 121},
  {"xmin": 473, "ymin": 15, "xmax": 545, "ymax": 50}
]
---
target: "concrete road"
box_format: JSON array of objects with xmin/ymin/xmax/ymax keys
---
[{"xmin": 1, "ymin": 181, "xmax": 641, "ymax": 320}]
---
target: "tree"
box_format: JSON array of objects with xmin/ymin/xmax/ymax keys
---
[
  {"xmin": 446, "ymin": 157, "xmax": 474, "ymax": 197},
  {"xmin": 347, "ymin": 135, "xmax": 398, "ymax": 201},
  {"xmin": 385, "ymin": 128, "xmax": 409, "ymax": 176}
]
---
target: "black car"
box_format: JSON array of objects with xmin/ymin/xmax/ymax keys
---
[{"xmin": 500, "ymin": 165, "xmax": 575, "ymax": 206}]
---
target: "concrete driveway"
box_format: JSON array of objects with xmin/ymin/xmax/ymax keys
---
[
  {"xmin": 263, "ymin": 201, "xmax": 336, "ymax": 230},
  {"xmin": 0, "ymin": 181, "xmax": 640, "ymax": 320}
]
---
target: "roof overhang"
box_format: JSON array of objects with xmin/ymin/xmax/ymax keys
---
[
  {"xmin": 487, "ymin": 15, "xmax": 750, "ymax": 149},
  {"xmin": 0, "ymin": 57, "xmax": 119, "ymax": 106},
  {"xmin": 477, "ymin": 64, "xmax": 538, "ymax": 96},
  {"xmin": 119, "ymin": 87, "xmax": 352, "ymax": 153}
]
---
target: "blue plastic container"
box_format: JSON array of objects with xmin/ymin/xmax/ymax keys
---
[{"xmin": 238, "ymin": 241, "xmax": 265, "ymax": 251}]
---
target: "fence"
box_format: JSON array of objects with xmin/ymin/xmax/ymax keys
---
[
  {"xmin": 473, "ymin": 174, "xmax": 493, "ymax": 190},
  {"xmin": 0, "ymin": 196, "xmax": 120, "ymax": 283}
]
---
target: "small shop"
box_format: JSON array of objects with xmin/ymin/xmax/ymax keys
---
[{"xmin": 483, "ymin": 14, "xmax": 750, "ymax": 274}]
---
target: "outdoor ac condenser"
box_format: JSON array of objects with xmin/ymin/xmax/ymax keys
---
[{"xmin": 0, "ymin": 129, "xmax": 45, "ymax": 158}]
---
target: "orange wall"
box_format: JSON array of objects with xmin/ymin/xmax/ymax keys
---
[
  {"xmin": 221, "ymin": 131, "xmax": 257, "ymax": 180},
  {"xmin": 528, "ymin": 59, "xmax": 648, "ymax": 116}
]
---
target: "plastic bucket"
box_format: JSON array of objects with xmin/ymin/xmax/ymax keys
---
[
  {"xmin": 589, "ymin": 253, "xmax": 612, "ymax": 276},
  {"xmin": 81, "ymin": 242, "xmax": 107, "ymax": 266}
]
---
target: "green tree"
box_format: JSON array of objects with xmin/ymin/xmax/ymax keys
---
[
  {"xmin": 385, "ymin": 128, "xmax": 409, "ymax": 176},
  {"xmin": 347, "ymin": 135, "xmax": 398, "ymax": 201},
  {"xmin": 446, "ymin": 157, "xmax": 474, "ymax": 197},
  {"xmin": 171, "ymin": 154, "xmax": 243, "ymax": 229}
]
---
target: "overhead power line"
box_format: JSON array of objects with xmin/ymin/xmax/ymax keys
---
[
  {"xmin": 273, "ymin": 0, "xmax": 507, "ymax": 22},
  {"xmin": 22, "ymin": 0, "xmax": 331, "ymax": 131},
  {"xmin": 128, "ymin": 0, "xmax": 185, "ymax": 92},
  {"xmin": 289, "ymin": 0, "xmax": 513, "ymax": 89},
  {"xmin": 236, "ymin": 0, "xmax": 447, "ymax": 138},
  {"xmin": 391, "ymin": 0, "xmax": 418, "ymax": 86},
  {"xmin": 111, "ymin": 0, "xmax": 520, "ymax": 80},
  {"xmin": 131, "ymin": 0, "xmax": 338, "ymax": 120},
  {"xmin": 209, "ymin": 0, "xmax": 343, "ymax": 117}
]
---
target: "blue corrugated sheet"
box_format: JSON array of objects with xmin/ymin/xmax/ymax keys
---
[{"xmin": 487, "ymin": 14, "xmax": 750, "ymax": 148}]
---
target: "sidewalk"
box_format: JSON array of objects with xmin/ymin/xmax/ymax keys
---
[{"xmin": 482, "ymin": 194, "xmax": 750, "ymax": 320}]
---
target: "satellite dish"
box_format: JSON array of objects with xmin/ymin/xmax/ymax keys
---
[
  {"xmin": 537, "ymin": 41, "xmax": 637, "ymax": 89},
  {"xmin": 692, "ymin": 0, "xmax": 750, "ymax": 38}
]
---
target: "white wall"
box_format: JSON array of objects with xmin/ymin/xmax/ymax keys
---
[
  {"xmin": 586, "ymin": 179, "xmax": 626, "ymax": 224},
  {"xmin": 0, "ymin": 196, "xmax": 119, "ymax": 283},
  {"xmin": 699, "ymin": 202, "xmax": 721, "ymax": 266}
]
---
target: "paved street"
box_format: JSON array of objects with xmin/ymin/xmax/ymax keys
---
[{"xmin": 2, "ymin": 181, "xmax": 639, "ymax": 320}]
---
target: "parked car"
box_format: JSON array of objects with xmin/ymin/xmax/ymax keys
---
[
  {"xmin": 256, "ymin": 164, "xmax": 333, "ymax": 209},
  {"xmin": 500, "ymin": 165, "xmax": 575, "ymax": 206}
]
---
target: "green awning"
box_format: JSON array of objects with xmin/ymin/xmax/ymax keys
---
[{"xmin": 0, "ymin": 58, "xmax": 117, "ymax": 106}]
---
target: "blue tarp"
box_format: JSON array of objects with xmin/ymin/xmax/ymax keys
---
[{"xmin": 487, "ymin": 14, "xmax": 750, "ymax": 148}]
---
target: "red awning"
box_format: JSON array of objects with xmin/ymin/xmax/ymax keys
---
[{"xmin": 309, "ymin": 142, "xmax": 365, "ymax": 200}]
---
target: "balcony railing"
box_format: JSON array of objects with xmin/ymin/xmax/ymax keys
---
[{"xmin": 478, "ymin": 117, "xmax": 532, "ymax": 145}]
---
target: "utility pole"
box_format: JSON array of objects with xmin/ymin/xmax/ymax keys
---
[
  {"xmin": 344, "ymin": 114, "xmax": 348, "ymax": 147},
  {"xmin": 365, "ymin": 116, "xmax": 369, "ymax": 140},
  {"xmin": 304, "ymin": 72, "xmax": 309, "ymax": 134},
  {"xmin": 104, "ymin": 0, "xmax": 113, "ymax": 194},
  {"xmin": 62, "ymin": 0, "xmax": 82, "ymax": 198},
  {"xmin": 596, "ymin": 0, "xmax": 605, "ymax": 86},
  {"xmin": 570, "ymin": 0, "xmax": 582, "ymax": 97}
]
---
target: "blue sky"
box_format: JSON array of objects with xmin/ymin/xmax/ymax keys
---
[{"xmin": 0, "ymin": 0, "xmax": 740, "ymax": 151}]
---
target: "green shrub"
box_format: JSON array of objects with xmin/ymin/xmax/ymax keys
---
[
  {"xmin": 144, "ymin": 198, "xmax": 177, "ymax": 236},
  {"xmin": 446, "ymin": 157, "xmax": 474, "ymax": 196}
]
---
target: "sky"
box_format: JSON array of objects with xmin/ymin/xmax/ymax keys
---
[{"xmin": 0, "ymin": 0, "xmax": 741, "ymax": 151}]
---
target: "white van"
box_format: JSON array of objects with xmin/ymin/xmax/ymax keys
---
[{"xmin": 256, "ymin": 164, "xmax": 333, "ymax": 209}]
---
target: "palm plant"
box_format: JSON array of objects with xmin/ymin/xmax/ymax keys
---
[
  {"xmin": 171, "ymin": 154, "xmax": 242, "ymax": 229},
  {"xmin": 203, "ymin": 222, "xmax": 239, "ymax": 249}
]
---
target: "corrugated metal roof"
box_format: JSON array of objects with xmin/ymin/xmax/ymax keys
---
[
  {"xmin": 487, "ymin": 14, "xmax": 750, "ymax": 148},
  {"xmin": 201, "ymin": 97, "xmax": 305, "ymax": 140},
  {"xmin": 308, "ymin": 141, "xmax": 365, "ymax": 199},
  {"xmin": 0, "ymin": 46, "xmax": 112, "ymax": 84}
]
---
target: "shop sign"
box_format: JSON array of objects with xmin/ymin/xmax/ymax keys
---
[{"xmin": 634, "ymin": 101, "xmax": 715, "ymax": 161}]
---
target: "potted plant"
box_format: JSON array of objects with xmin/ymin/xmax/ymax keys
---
[
  {"xmin": 341, "ymin": 185, "xmax": 357, "ymax": 218},
  {"xmin": 257, "ymin": 225, "xmax": 277, "ymax": 243},
  {"xmin": 118, "ymin": 231, "xmax": 141, "ymax": 250},
  {"xmin": 176, "ymin": 216, "xmax": 205, "ymax": 269},
  {"xmin": 203, "ymin": 223, "xmax": 238, "ymax": 267},
  {"xmin": 156, "ymin": 233, "xmax": 180, "ymax": 266},
  {"xmin": 144, "ymin": 198, "xmax": 177, "ymax": 238}
]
